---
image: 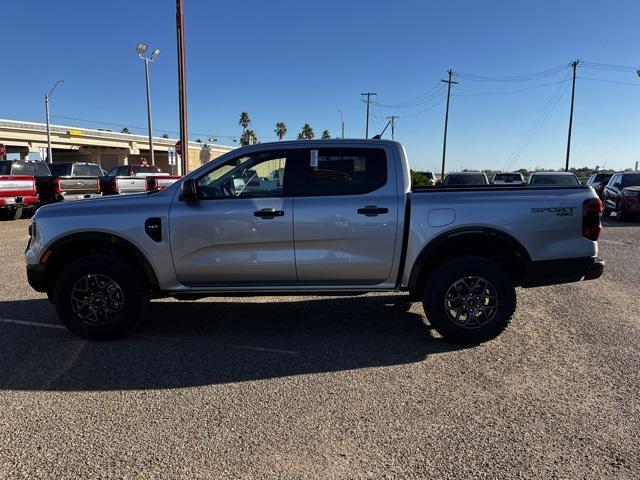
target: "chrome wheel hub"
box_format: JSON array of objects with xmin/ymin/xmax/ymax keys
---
[
  {"xmin": 70, "ymin": 274, "xmax": 124, "ymax": 326},
  {"xmin": 444, "ymin": 276, "xmax": 498, "ymax": 329}
]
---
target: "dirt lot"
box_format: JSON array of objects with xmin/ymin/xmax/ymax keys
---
[{"xmin": 0, "ymin": 218, "xmax": 638, "ymax": 479}]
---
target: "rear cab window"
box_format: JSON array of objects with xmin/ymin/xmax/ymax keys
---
[
  {"xmin": 297, "ymin": 148, "xmax": 387, "ymax": 196},
  {"xmin": 49, "ymin": 164, "xmax": 73, "ymax": 176}
]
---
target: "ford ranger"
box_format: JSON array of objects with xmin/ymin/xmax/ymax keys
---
[{"xmin": 25, "ymin": 140, "xmax": 604, "ymax": 343}]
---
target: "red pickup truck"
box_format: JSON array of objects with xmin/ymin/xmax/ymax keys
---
[{"xmin": 0, "ymin": 160, "xmax": 50, "ymax": 220}]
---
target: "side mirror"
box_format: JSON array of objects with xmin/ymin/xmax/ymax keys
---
[
  {"xmin": 181, "ymin": 178, "xmax": 198, "ymax": 201},
  {"xmin": 614, "ymin": 182, "xmax": 621, "ymax": 189}
]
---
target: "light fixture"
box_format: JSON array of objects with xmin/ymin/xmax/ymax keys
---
[
  {"xmin": 151, "ymin": 48, "xmax": 160, "ymax": 60},
  {"xmin": 136, "ymin": 43, "xmax": 148, "ymax": 55}
]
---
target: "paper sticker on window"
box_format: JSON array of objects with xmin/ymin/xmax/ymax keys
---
[{"xmin": 310, "ymin": 150, "xmax": 318, "ymax": 167}]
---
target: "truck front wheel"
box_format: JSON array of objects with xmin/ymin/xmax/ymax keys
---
[
  {"xmin": 53, "ymin": 254, "xmax": 149, "ymax": 340},
  {"xmin": 422, "ymin": 257, "xmax": 516, "ymax": 344}
]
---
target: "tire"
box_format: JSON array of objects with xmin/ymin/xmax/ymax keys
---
[
  {"xmin": 616, "ymin": 203, "xmax": 626, "ymax": 222},
  {"xmin": 0, "ymin": 208, "xmax": 22, "ymax": 221},
  {"xmin": 422, "ymin": 256, "xmax": 516, "ymax": 344},
  {"xmin": 53, "ymin": 254, "xmax": 149, "ymax": 340},
  {"xmin": 602, "ymin": 204, "xmax": 611, "ymax": 218}
]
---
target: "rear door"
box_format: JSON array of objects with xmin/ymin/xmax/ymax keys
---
[{"xmin": 291, "ymin": 146, "xmax": 398, "ymax": 285}]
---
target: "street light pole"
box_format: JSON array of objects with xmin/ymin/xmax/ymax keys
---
[
  {"xmin": 137, "ymin": 43, "xmax": 160, "ymax": 165},
  {"xmin": 143, "ymin": 57, "xmax": 155, "ymax": 165},
  {"xmin": 338, "ymin": 110, "xmax": 345, "ymax": 139},
  {"xmin": 45, "ymin": 80, "xmax": 64, "ymax": 163}
]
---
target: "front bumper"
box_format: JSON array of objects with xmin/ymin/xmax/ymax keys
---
[
  {"xmin": 522, "ymin": 256, "xmax": 604, "ymax": 288},
  {"xmin": 26, "ymin": 263, "xmax": 48, "ymax": 292}
]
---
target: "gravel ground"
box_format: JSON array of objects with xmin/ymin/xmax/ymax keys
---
[{"xmin": 0, "ymin": 217, "xmax": 638, "ymax": 479}]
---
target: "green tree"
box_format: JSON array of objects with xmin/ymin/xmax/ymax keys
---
[
  {"xmin": 321, "ymin": 129, "xmax": 331, "ymax": 139},
  {"xmin": 240, "ymin": 129, "xmax": 258, "ymax": 146},
  {"xmin": 274, "ymin": 122, "xmax": 287, "ymax": 141},
  {"xmin": 239, "ymin": 112, "xmax": 251, "ymax": 134},
  {"xmin": 121, "ymin": 127, "xmax": 130, "ymax": 134},
  {"xmin": 297, "ymin": 123, "xmax": 314, "ymax": 140}
]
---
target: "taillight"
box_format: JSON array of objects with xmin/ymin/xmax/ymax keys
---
[
  {"xmin": 146, "ymin": 177, "xmax": 158, "ymax": 191},
  {"xmin": 110, "ymin": 177, "xmax": 119, "ymax": 193},
  {"xmin": 52, "ymin": 178, "xmax": 62, "ymax": 194},
  {"xmin": 96, "ymin": 179, "xmax": 101, "ymax": 194},
  {"xmin": 583, "ymin": 198, "xmax": 602, "ymax": 241}
]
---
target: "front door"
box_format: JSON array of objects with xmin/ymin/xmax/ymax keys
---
[
  {"xmin": 170, "ymin": 149, "xmax": 297, "ymax": 286},
  {"xmin": 292, "ymin": 146, "xmax": 399, "ymax": 285}
]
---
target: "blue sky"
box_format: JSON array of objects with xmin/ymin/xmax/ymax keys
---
[{"xmin": 2, "ymin": 0, "xmax": 640, "ymax": 171}]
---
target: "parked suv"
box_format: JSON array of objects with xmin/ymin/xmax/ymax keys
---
[
  {"xmin": 586, "ymin": 173, "xmax": 613, "ymax": 200},
  {"xmin": 603, "ymin": 172, "xmax": 640, "ymax": 221}
]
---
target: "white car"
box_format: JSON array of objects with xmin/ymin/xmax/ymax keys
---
[{"xmin": 527, "ymin": 171, "xmax": 580, "ymax": 186}]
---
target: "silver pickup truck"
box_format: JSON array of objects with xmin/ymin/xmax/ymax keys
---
[{"xmin": 26, "ymin": 140, "xmax": 604, "ymax": 343}]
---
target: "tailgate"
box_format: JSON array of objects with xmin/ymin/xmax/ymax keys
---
[
  {"xmin": 116, "ymin": 177, "xmax": 146, "ymax": 194},
  {"xmin": 59, "ymin": 177, "xmax": 100, "ymax": 195},
  {"xmin": 0, "ymin": 175, "xmax": 37, "ymax": 197}
]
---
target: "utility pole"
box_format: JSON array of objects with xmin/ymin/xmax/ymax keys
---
[
  {"xmin": 565, "ymin": 60, "xmax": 579, "ymax": 171},
  {"xmin": 386, "ymin": 115, "xmax": 398, "ymax": 140},
  {"xmin": 136, "ymin": 43, "xmax": 160, "ymax": 166},
  {"xmin": 338, "ymin": 110, "xmax": 345, "ymax": 139},
  {"xmin": 361, "ymin": 92, "xmax": 377, "ymax": 138},
  {"xmin": 176, "ymin": 0, "xmax": 189, "ymax": 175},
  {"xmin": 44, "ymin": 80, "xmax": 64, "ymax": 163},
  {"xmin": 440, "ymin": 69, "xmax": 458, "ymax": 181}
]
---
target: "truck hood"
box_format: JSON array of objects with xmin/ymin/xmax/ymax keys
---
[{"xmin": 33, "ymin": 188, "xmax": 174, "ymax": 220}]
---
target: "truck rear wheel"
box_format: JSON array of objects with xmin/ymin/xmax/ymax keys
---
[
  {"xmin": 53, "ymin": 254, "xmax": 149, "ymax": 340},
  {"xmin": 422, "ymin": 256, "xmax": 516, "ymax": 344},
  {"xmin": 0, "ymin": 208, "xmax": 22, "ymax": 221}
]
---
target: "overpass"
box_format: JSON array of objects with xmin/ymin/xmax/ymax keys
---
[{"xmin": 0, "ymin": 118, "xmax": 235, "ymax": 174}]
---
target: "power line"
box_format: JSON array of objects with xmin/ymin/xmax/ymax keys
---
[
  {"xmin": 399, "ymin": 94, "xmax": 447, "ymax": 118},
  {"xmin": 375, "ymin": 83, "xmax": 446, "ymax": 108},
  {"xmin": 580, "ymin": 61, "xmax": 637, "ymax": 73},
  {"xmin": 455, "ymin": 64, "xmax": 570, "ymax": 82},
  {"xmin": 453, "ymin": 78, "xmax": 572, "ymax": 97},
  {"xmin": 502, "ymin": 71, "xmax": 572, "ymax": 171},
  {"xmin": 577, "ymin": 76, "xmax": 640, "ymax": 87}
]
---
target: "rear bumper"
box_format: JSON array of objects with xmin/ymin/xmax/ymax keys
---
[
  {"xmin": 26, "ymin": 263, "xmax": 48, "ymax": 292},
  {"xmin": 522, "ymin": 256, "xmax": 604, "ymax": 288},
  {"xmin": 0, "ymin": 196, "xmax": 38, "ymax": 209}
]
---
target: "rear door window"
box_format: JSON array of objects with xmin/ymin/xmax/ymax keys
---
[{"xmin": 297, "ymin": 148, "xmax": 387, "ymax": 196}]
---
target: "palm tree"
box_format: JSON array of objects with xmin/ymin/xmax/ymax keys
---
[
  {"xmin": 161, "ymin": 133, "xmax": 169, "ymax": 138},
  {"xmin": 240, "ymin": 129, "xmax": 258, "ymax": 146},
  {"xmin": 321, "ymin": 129, "xmax": 331, "ymax": 140},
  {"xmin": 239, "ymin": 112, "xmax": 251, "ymax": 135},
  {"xmin": 121, "ymin": 127, "xmax": 130, "ymax": 134},
  {"xmin": 298, "ymin": 123, "xmax": 314, "ymax": 140},
  {"xmin": 274, "ymin": 122, "xmax": 287, "ymax": 141}
]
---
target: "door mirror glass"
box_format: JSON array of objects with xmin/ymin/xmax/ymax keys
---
[{"xmin": 181, "ymin": 178, "xmax": 198, "ymax": 201}]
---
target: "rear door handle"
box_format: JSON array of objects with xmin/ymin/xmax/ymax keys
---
[
  {"xmin": 357, "ymin": 206, "xmax": 389, "ymax": 216},
  {"xmin": 254, "ymin": 208, "xmax": 284, "ymax": 218}
]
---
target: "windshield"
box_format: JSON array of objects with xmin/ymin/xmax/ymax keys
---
[
  {"xmin": 443, "ymin": 174, "xmax": 486, "ymax": 185},
  {"xmin": 530, "ymin": 174, "xmax": 579, "ymax": 185},
  {"xmin": 594, "ymin": 173, "xmax": 612, "ymax": 183},
  {"xmin": 49, "ymin": 164, "xmax": 73, "ymax": 176},
  {"xmin": 622, "ymin": 173, "xmax": 640, "ymax": 188},
  {"xmin": 0, "ymin": 161, "xmax": 36, "ymax": 175}
]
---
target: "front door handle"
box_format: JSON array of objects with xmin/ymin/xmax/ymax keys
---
[
  {"xmin": 254, "ymin": 208, "xmax": 285, "ymax": 218},
  {"xmin": 357, "ymin": 206, "xmax": 389, "ymax": 217}
]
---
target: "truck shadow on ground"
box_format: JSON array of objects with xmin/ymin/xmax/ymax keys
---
[{"xmin": 0, "ymin": 295, "xmax": 468, "ymax": 391}]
